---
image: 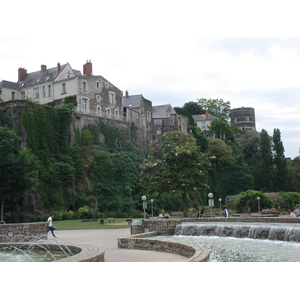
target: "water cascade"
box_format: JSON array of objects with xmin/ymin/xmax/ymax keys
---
[{"xmin": 174, "ymin": 222, "xmax": 300, "ymax": 242}]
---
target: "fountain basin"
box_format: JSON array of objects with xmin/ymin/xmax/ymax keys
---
[{"xmin": 0, "ymin": 243, "xmax": 105, "ymax": 262}]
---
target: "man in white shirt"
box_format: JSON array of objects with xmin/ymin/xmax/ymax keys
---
[{"xmin": 47, "ymin": 214, "xmax": 57, "ymax": 238}]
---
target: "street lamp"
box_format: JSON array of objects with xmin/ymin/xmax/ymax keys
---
[
  {"xmin": 257, "ymin": 196, "xmax": 260, "ymax": 214},
  {"xmin": 208, "ymin": 193, "xmax": 214, "ymax": 218},
  {"xmin": 219, "ymin": 198, "xmax": 222, "ymax": 217},
  {"xmin": 150, "ymin": 199, "xmax": 154, "ymax": 218},
  {"xmin": 142, "ymin": 195, "xmax": 147, "ymax": 219}
]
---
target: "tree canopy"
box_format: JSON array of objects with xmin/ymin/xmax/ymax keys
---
[{"xmin": 140, "ymin": 131, "xmax": 210, "ymax": 216}]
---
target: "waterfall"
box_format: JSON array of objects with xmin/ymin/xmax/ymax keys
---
[{"xmin": 174, "ymin": 222, "xmax": 300, "ymax": 243}]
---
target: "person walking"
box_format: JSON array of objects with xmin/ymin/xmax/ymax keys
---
[{"xmin": 47, "ymin": 214, "xmax": 57, "ymax": 238}]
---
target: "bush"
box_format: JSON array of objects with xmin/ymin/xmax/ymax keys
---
[
  {"xmin": 234, "ymin": 190, "xmax": 274, "ymax": 213},
  {"xmin": 276, "ymin": 192, "xmax": 300, "ymax": 210},
  {"xmin": 78, "ymin": 205, "xmax": 97, "ymax": 219}
]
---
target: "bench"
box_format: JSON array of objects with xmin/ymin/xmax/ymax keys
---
[
  {"xmin": 107, "ymin": 218, "xmax": 115, "ymax": 223},
  {"xmin": 126, "ymin": 219, "xmax": 132, "ymax": 225}
]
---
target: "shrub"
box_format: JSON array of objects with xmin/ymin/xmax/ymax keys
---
[{"xmin": 234, "ymin": 190, "xmax": 274, "ymax": 213}]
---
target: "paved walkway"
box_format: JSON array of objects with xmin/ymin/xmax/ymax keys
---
[{"xmin": 49, "ymin": 228, "xmax": 189, "ymax": 262}]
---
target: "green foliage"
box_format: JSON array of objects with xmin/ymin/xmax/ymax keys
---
[
  {"xmin": 197, "ymin": 98, "xmax": 231, "ymax": 121},
  {"xmin": 0, "ymin": 126, "xmax": 39, "ymax": 221},
  {"xmin": 234, "ymin": 190, "xmax": 273, "ymax": 213},
  {"xmin": 276, "ymin": 192, "xmax": 300, "ymax": 210},
  {"xmin": 140, "ymin": 131, "xmax": 210, "ymax": 216},
  {"xmin": 21, "ymin": 103, "xmax": 73, "ymax": 163}
]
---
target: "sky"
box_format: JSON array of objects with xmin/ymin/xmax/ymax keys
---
[{"xmin": 1, "ymin": 1, "xmax": 300, "ymax": 159}]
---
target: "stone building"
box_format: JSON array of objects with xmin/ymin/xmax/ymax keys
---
[
  {"xmin": 122, "ymin": 91, "xmax": 153, "ymax": 149},
  {"xmin": 231, "ymin": 107, "xmax": 256, "ymax": 132},
  {"xmin": 1, "ymin": 61, "xmax": 188, "ymax": 151},
  {"xmin": 152, "ymin": 104, "xmax": 188, "ymax": 140},
  {"xmin": 0, "ymin": 61, "xmax": 123, "ymax": 122}
]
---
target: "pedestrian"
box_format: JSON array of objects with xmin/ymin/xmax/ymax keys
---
[
  {"xmin": 294, "ymin": 204, "xmax": 300, "ymax": 217},
  {"xmin": 290, "ymin": 208, "xmax": 297, "ymax": 218},
  {"xmin": 47, "ymin": 214, "xmax": 57, "ymax": 238},
  {"xmin": 198, "ymin": 206, "xmax": 204, "ymax": 217},
  {"xmin": 223, "ymin": 206, "xmax": 229, "ymax": 218}
]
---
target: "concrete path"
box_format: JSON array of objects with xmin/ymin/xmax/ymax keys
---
[{"xmin": 49, "ymin": 228, "xmax": 189, "ymax": 262}]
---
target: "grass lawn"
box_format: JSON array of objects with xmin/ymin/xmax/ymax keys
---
[{"xmin": 52, "ymin": 218, "xmax": 130, "ymax": 230}]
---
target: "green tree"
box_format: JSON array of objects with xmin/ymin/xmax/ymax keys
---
[
  {"xmin": 286, "ymin": 156, "xmax": 300, "ymax": 192},
  {"xmin": 257, "ymin": 129, "xmax": 273, "ymax": 192},
  {"xmin": 140, "ymin": 131, "xmax": 210, "ymax": 217},
  {"xmin": 197, "ymin": 98, "xmax": 231, "ymax": 121},
  {"xmin": 207, "ymin": 138, "xmax": 234, "ymax": 169},
  {"xmin": 208, "ymin": 118, "xmax": 235, "ymax": 141},
  {"xmin": 0, "ymin": 126, "xmax": 38, "ymax": 221},
  {"xmin": 272, "ymin": 128, "xmax": 287, "ymax": 191}
]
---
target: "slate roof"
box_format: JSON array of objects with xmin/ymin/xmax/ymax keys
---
[
  {"xmin": 193, "ymin": 113, "xmax": 218, "ymax": 121},
  {"xmin": 0, "ymin": 80, "xmax": 19, "ymax": 89},
  {"xmin": 16, "ymin": 64, "xmax": 82, "ymax": 89},
  {"xmin": 18, "ymin": 64, "xmax": 67, "ymax": 88},
  {"xmin": 152, "ymin": 104, "xmax": 176, "ymax": 118},
  {"xmin": 122, "ymin": 94, "xmax": 143, "ymax": 108}
]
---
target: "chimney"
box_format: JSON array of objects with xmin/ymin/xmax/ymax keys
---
[
  {"xmin": 41, "ymin": 65, "xmax": 47, "ymax": 71},
  {"xmin": 125, "ymin": 90, "xmax": 129, "ymax": 98},
  {"xmin": 205, "ymin": 110, "xmax": 209, "ymax": 120},
  {"xmin": 83, "ymin": 59, "xmax": 93, "ymax": 76},
  {"xmin": 57, "ymin": 62, "xmax": 61, "ymax": 73},
  {"xmin": 18, "ymin": 67, "xmax": 27, "ymax": 82}
]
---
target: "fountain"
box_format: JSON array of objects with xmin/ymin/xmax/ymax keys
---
[
  {"xmin": 0, "ymin": 233, "xmax": 74, "ymax": 262},
  {"xmin": 174, "ymin": 222, "xmax": 300, "ymax": 242}
]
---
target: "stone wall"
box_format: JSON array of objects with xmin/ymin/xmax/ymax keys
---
[
  {"xmin": 0, "ymin": 222, "xmax": 47, "ymax": 242},
  {"xmin": 131, "ymin": 217, "xmax": 300, "ymax": 236},
  {"xmin": 118, "ymin": 231, "xmax": 210, "ymax": 262}
]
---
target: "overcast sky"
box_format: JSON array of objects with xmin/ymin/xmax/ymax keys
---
[{"xmin": 1, "ymin": 1, "xmax": 300, "ymax": 159}]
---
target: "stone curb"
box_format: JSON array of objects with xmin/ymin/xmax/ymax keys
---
[{"xmin": 117, "ymin": 231, "xmax": 210, "ymax": 262}]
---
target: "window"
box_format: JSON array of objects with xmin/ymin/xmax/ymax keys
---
[
  {"xmin": 42, "ymin": 86, "xmax": 46, "ymax": 98},
  {"xmin": 97, "ymin": 106, "xmax": 102, "ymax": 116},
  {"xmin": 96, "ymin": 81, "xmax": 100, "ymax": 88},
  {"xmin": 115, "ymin": 109, "xmax": 119, "ymax": 119},
  {"xmin": 154, "ymin": 119, "xmax": 162, "ymax": 124},
  {"xmin": 34, "ymin": 88, "xmax": 39, "ymax": 101},
  {"xmin": 109, "ymin": 91, "xmax": 116, "ymax": 104},
  {"xmin": 21, "ymin": 92, "xmax": 25, "ymax": 100},
  {"xmin": 107, "ymin": 108, "xmax": 111, "ymax": 118},
  {"xmin": 11, "ymin": 92, "xmax": 15, "ymax": 100},
  {"xmin": 201, "ymin": 122, "xmax": 206, "ymax": 129},
  {"xmin": 61, "ymin": 83, "xmax": 67, "ymax": 94},
  {"xmin": 96, "ymin": 95, "xmax": 101, "ymax": 103},
  {"xmin": 81, "ymin": 98, "xmax": 88, "ymax": 112},
  {"xmin": 147, "ymin": 111, "xmax": 151, "ymax": 122},
  {"xmin": 48, "ymin": 85, "xmax": 52, "ymax": 97},
  {"xmin": 82, "ymin": 81, "xmax": 87, "ymax": 92}
]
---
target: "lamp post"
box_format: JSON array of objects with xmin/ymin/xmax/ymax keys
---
[
  {"xmin": 150, "ymin": 199, "xmax": 154, "ymax": 218},
  {"xmin": 142, "ymin": 195, "xmax": 147, "ymax": 219},
  {"xmin": 257, "ymin": 196, "xmax": 260, "ymax": 214},
  {"xmin": 208, "ymin": 193, "xmax": 214, "ymax": 218},
  {"xmin": 219, "ymin": 198, "xmax": 222, "ymax": 217}
]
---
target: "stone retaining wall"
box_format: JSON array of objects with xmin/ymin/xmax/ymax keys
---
[
  {"xmin": 131, "ymin": 217, "xmax": 300, "ymax": 236},
  {"xmin": 118, "ymin": 231, "xmax": 210, "ymax": 262},
  {"xmin": 0, "ymin": 222, "xmax": 47, "ymax": 242}
]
